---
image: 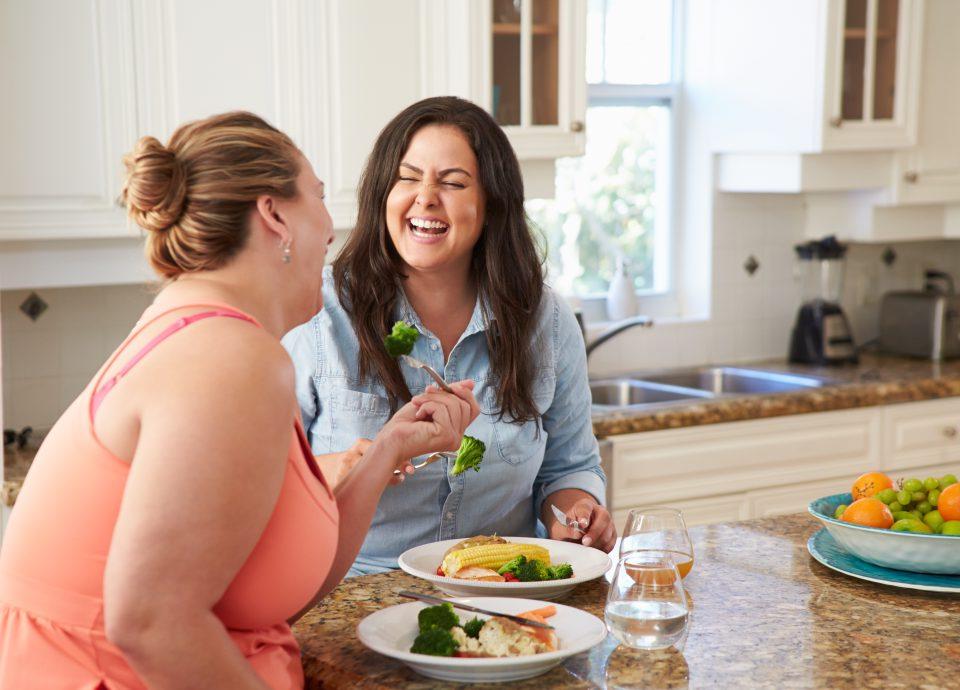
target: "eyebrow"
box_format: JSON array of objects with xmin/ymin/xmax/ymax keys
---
[{"xmin": 400, "ymin": 162, "xmax": 472, "ymax": 178}]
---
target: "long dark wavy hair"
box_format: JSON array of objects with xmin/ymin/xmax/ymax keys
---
[{"xmin": 333, "ymin": 96, "xmax": 545, "ymax": 422}]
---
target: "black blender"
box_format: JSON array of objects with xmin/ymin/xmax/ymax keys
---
[{"xmin": 788, "ymin": 236, "xmax": 858, "ymax": 365}]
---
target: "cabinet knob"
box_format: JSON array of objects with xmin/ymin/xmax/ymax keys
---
[
  {"xmin": 904, "ymin": 171, "xmax": 919, "ymax": 184},
  {"xmin": 944, "ymin": 426, "xmax": 957, "ymax": 438},
  {"xmin": 828, "ymin": 116, "xmax": 843, "ymax": 128},
  {"xmin": 570, "ymin": 120, "xmax": 584, "ymax": 133}
]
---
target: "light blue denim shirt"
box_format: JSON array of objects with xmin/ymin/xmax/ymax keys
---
[{"xmin": 283, "ymin": 266, "xmax": 605, "ymax": 575}]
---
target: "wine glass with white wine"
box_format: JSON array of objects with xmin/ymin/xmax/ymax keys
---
[{"xmin": 619, "ymin": 507, "xmax": 694, "ymax": 578}]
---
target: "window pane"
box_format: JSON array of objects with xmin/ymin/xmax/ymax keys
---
[
  {"xmin": 602, "ymin": 0, "xmax": 673, "ymax": 85},
  {"xmin": 526, "ymin": 106, "xmax": 670, "ymax": 295}
]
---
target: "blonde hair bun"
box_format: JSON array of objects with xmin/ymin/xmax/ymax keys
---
[{"xmin": 121, "ymin": 136, "xmax": 188, "ymax": 234}]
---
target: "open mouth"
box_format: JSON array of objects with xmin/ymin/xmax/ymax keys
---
[{"xmin": 408, "ymin": 217, "xmax": 450, "ymax": 238}]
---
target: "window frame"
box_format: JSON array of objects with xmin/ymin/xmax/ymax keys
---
[{"xmin": 550, "ymin": 0, "xmax": 685, "ymax": 315}]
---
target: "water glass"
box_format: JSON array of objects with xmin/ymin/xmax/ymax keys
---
[
  {"xmin": 604, "ymin": 553, "xmax": 689, "ymax": 650},
  {"xmin": 619, "ymin": 506, "xmax": 694, "ymax": 578}
]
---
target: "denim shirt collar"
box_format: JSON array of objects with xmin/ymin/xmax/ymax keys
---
[{"xmin": 394, "ymin": 286, "xmax": 493, "ymax": 340}]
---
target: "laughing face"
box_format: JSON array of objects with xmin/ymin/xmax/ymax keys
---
[{"xmin": 385, "ymin": 124, "xmax": 485, "ymax": 277}]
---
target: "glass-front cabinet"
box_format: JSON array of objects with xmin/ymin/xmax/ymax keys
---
[
  {"xmin": 822, "ymin": 0, "xmax": 924, "ymax": 149},
  {"xmin": 481, "ymin": 0, "xmax": 586, "ymax": 158}
]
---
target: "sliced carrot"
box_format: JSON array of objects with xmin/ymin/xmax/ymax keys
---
[{"xmin": 519, "ymin": 604, "xmax": 556, "ymax": 619}]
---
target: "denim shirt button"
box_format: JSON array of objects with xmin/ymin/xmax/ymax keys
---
[
  {"xmin": 445, "ymin": 512, "xmax": 454, "ymax": 519},
  {"xmin": 431, "ymin": 343, "xmax": 440, "ymax": 351}
]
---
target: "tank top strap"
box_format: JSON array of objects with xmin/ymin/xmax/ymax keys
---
[{"xmin": 88, "ymin": 303, "xmax": 262, "ymax": 425}]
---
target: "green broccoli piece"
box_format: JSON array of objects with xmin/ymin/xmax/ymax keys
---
[
  {"xmin": 462, "ymin": 617, "xmax": 485, "ymax": 639},
  {"xmin": 384, "ymin": 320, "xmax": 419, "ymax": 357},
  {"xmin": 547, "ymin": 563, "xmax": 573, "ymax": 580},
  {"xmin": 496, "ymin": 554, "xmax": 526, "ymax": 575},
  {"xmin": 417, "ymin": 603, "xmax": 459, "ymax": 633},
  {"xmin": 410, "ymin": 627, "xmax": 459, "ymax": 656},
  {"xmin": 451, "ymin": 435, "xmax": 485, "ymax": 476},
  {"xmin": 515, "ymin": 558, "xmax": 551, "ymax": 582}
]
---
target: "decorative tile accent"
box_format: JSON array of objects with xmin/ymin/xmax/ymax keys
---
[
  {"xmin": 19, "ymin": 292, "xmax": 48, "ymax": 321},
  {"xmin": 743, "ymin": 255, "xmax": 760, "ymax": 276}
]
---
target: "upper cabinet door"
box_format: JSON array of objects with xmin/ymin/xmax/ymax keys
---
[
  {"xmin": 821, "ymin": 0, "xmax": 925, "ymax": 150},
  {"xmin": 480, "ymin": 0, "xmax": 587, "ymax": 159}
]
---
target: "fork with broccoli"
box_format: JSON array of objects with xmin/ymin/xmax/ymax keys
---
[{"xmin": 384, "ymin": 321, "xmax": 486, "ymax": 477}]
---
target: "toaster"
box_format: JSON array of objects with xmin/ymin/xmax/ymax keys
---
[{"xmin": 879, "ymin": 291, "xmax": 960, "ymax": 360}]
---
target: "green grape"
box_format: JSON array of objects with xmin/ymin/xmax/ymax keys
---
[
  {"xmin": 896, "ymin": 490, "xmax": 912, "ymax": 506},
  {"xmin": 891, "ymin": 518, "xmax": 933, "ymax": 534},
  {"xmin": 911, "ymin": 491, "xmax": 927, "ymax": 503},
  {"xmin": 928, "ymin": 489, "xmax": 940, "ymax": 507},
  {"xmin": 916, "ymin": 501, "xmax": 932, "ymax": 514},
  {"xmin": 924, "ymin": 510, "xmax": 945, "ymax": 532},
  {"xmin": 941, "ymin": 521, "xmax": 960, "ymax": 536},
  {"xmin": 877, "ymin": 488, "xmax": 897, "ymax": 504},
  {"xmin": 892, "ymin": 511, "xmax": 916, "ymax": 522},
  {"xmin": 903, "ymin": 478, "xmax": 923, "ymax": 493},
  {"xmin": 941, "ymin": 474, "xmax": 958, "ymax": 488},
  {"xmin": 910, "ymin": 510, "xmax": 924, "ymax": 519},
  {"xmin": 924, "ymin": 477, "xmax": 940, "ymax": 492},
  {"xmin": 834, "ymin": 504, "xmax": 847, "ymax": 519},
  {"xmin": 888, "ymin": 501, "xmax": 904, "ymax": 513}
]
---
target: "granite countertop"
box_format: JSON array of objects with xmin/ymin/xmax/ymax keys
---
[
  {"xmin": 293, "ymin": 513, "xmax": 960, "ymax": 689},
  {"xmin": 592, "ymin": 352, "xmax": 960, "ymax": 437}
]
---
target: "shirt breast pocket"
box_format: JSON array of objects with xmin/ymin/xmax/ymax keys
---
[
  {"xmin": 486, "ymin": 373, "xmax": 556, "ymax": 466},
  {"xmin": 323, "ymin": 387, "xmax": 391, "ymax": 452}
]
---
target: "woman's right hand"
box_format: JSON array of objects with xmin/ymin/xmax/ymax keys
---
[{"xmin": 381, "ymin": 380, "xmax": 480, "ymax": 475}]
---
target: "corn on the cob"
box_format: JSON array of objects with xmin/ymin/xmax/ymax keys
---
[{"xmin": 441, "ymin": 543, "xmax": 550, "ymax": 576}]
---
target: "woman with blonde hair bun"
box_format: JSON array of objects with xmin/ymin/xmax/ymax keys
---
[{"xmin": 0, "ymin": 111, "xmax": 479, "ymax": 689}]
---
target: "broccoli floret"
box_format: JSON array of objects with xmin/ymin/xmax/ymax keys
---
[
  {"xmin": 547, "ymin": 563, "xmax": 573, "ymax": 580},
  {"xmin": 496, "ymin": 554, "xmax": 526, "ymax": 575},
  {"xmin": 384, "ymin": 321, "xmax": 419, "ymax": 357},
  {"xmin": 462, "ymin": 617, "xmax": 485, "ymax": 639},
  {"xmin": 417, "ymin": 603, "xmax": 459, "ymax": 633},
  {"xmin": 410, "ymin": 627, "xmax": 458, "ymax": 656},
  {"xmin": 515, "ymin": 558, "xmax": 551, "ymax": 582},
  {"xmin": 451, "ymin": 435, "xmax": 485, "ymax": 476}
]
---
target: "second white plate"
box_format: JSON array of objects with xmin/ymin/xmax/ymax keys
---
[{"xmin": 398, "ymin": 536, "xmax": 612, "ymax": 600}]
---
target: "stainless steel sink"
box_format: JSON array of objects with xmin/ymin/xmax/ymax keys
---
[
  {"xmin": 639, "ymin": 367, "xmax": 831, "ymax": 395},
  {"xmin": 590, "ymin": 378, "xmax": 712, "ymax": 409}
]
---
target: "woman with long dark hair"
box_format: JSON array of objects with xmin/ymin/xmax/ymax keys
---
[{"xmin": 285, "ymin": 96, "xmax": 615, "ymax": 575}]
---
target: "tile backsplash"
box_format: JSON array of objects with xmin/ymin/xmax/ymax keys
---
[{"xmin": 1, "ymin": 284, "xmax": 156, "ymax": 430}]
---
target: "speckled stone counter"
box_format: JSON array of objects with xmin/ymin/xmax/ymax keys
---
[
  {"xmin": 592, "ymin": 352, "xmax": 960, "ymax": 437},
  {"xmin": 292, "ymin": 513, "xmax": 960, "ymax": 689}
]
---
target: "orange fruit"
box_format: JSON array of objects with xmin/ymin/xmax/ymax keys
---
[
  {"xmin": 840, "ymin": 497, "xmax": 894, "ymax": 529},
  {"xmin": 938, "ymin": 483, "xmax": 960, "ymax": 522},
  {"xmin": 851, "ymin": 472, "xmax": 894, "ymax": 501}
]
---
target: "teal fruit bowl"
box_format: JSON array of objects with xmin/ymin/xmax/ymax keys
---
[{"xmin": 808, "ymin": 492, "xmax": 960, "ymax": 575}]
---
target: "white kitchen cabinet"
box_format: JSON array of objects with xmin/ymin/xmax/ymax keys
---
[
  {"xmin": 606, "ymin": 399, "xmax": 960, "ymax": 526},
  {"xmin": 463, "ymin": 0, "xmax": 587, "ymax": 160},
  {"xmin": 709, "ymin": 0, "xmax": 925, "ymax": 155}
]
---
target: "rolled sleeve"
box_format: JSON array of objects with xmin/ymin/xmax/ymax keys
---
[
  {"xmin": 282, "ymin": 316, "xmax": 321, "ymax": 434},
  {"xmin": 533, "ymin": 295, "xmax": 606, "ymax": 518}
]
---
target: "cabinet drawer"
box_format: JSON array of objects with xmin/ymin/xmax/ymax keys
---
[
  {"xmin": 609, "ymin": 408, "xmax": 880, "ymax": 507},
  {"xmin": 612, "ymin": 493, "xmax": 748, "ymax": 532},
  {"xmin": 746, "ymin": 476, "xmax": 852, "ymax": 519},
  {"xmin": 882, "ymin": 399, "xmax": 960, "ymax": 469}
]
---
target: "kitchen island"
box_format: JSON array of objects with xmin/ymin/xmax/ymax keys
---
[{"xmin": 293, "ymin": 513, "xmax": 960, "ymax": 689}]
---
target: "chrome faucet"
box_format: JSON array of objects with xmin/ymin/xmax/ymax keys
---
[{"xmin": 580, "ymin": 314, "xmax": 654, "ymax": 360}]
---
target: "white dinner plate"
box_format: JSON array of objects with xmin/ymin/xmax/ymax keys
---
[
  {"xmin": 397, "ymin": 536, "xmax": 612, "ymax": 600},
  {"xmin": 356, "ymin": 596, "xmax": 607, "ymax": 683}
]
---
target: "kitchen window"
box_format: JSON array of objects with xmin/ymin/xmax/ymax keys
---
[{"xmin": 526, "ymin": 0, "xmax": 681, "ymax": 301}]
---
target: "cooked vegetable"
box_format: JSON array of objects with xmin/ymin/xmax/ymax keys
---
[
  {"xmin": 417, "ymin": 603, "xmax": 458, "ymax": 633},
  {"xmin": 496, "ymin": 554, "xmax": 526, "ymax": 576},
  {"xmin": 443, "ymin": 534, "xmax": 507, "ymax": 558},
  {"xmin": 441, "ymin": 543, "xmax": 551, "ymax": 576},
  {"xmin": 451, "ymin": 435, "xmax": 485, "ymax": 476},
  {"xmin": 463, "ymin": 617, "xmax": 485, "ymax": 639},
  {"xmin": 384, "ymin": 320, "xmax": 419, "ymax": 357},
  {"xmin": 515, "ymin": 558, "xmax": 551, "ymax": 582},
  {"xmin": 547, "ymin": 563, "xmax": 574, "ymax": 580},
  {"xmin": 410, "ymin": 627, "xmax": 459, "ymax": 656}
]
